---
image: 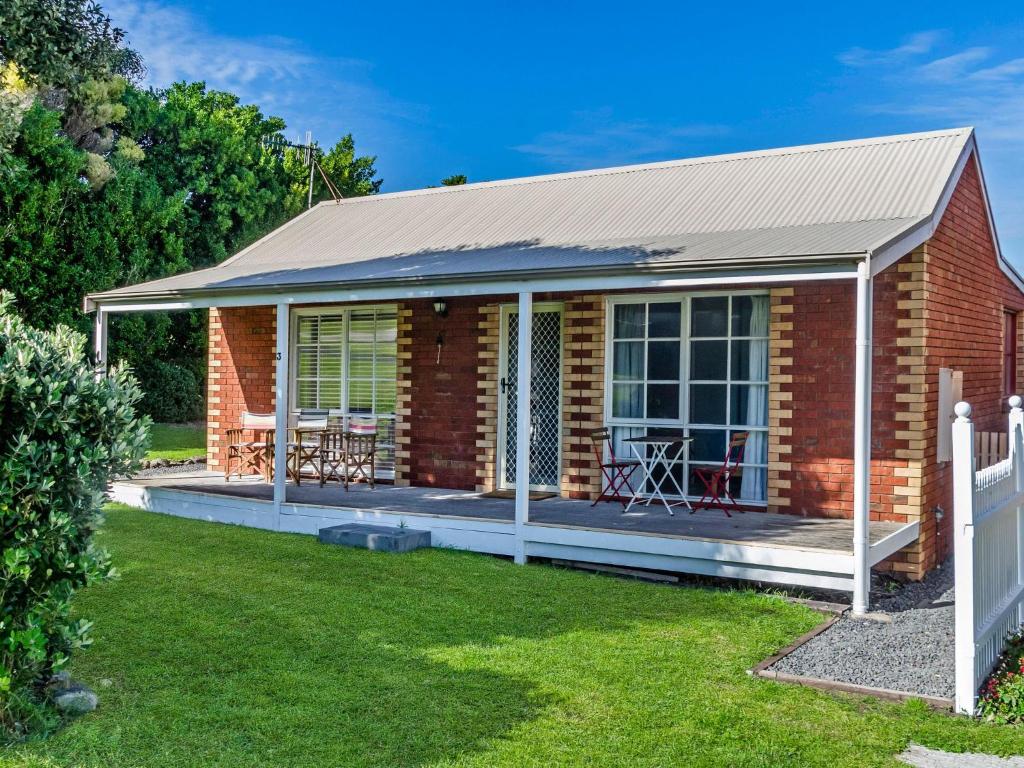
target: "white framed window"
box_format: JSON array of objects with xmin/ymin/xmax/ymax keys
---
[
  {"xmin": 604, "ymin": 292, "xmax": 770, "ymax": 503},
  {"xmin": 291, "ymin": 305, "xmax": 398, "ymax": 472}
]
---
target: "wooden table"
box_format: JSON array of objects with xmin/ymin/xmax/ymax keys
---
[{"xmin": 623, "ymin": 435, "xmax": 693, "ymax": 515}]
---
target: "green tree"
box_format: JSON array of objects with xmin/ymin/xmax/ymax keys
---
[
  {"xmin": 282, "ymin": 133, "xmax": 381, "ymax": 212},
  {"xmin": 0, "ymin": 0, "xmax": 140, "ymax": 156},
  {"xmin": 1, "ymin": 44, "xmax": 383, "ymax": 422},
  {"xmin": 0, "ymin": 0, "xmax": 125, "ymax": 89},
  {"xmin": 135, "ymin": 82, "xmax": 291, "ymax": 268},
  {"xmin": 441, "ymin": 174, "xmax": 467, "ymax": 186}
]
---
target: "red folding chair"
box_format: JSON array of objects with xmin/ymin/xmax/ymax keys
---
[
  {"xmin": 589, "ymin": 428, "xmax": 640, "ymax": 508},
  {"xmin": 694, "ymin": 432, "xmax": 749, "ymax": 517}
]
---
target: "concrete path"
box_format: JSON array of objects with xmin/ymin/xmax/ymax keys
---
[{"xmin": 899, "ymin": 744, "xmax": 1024, "ymax": 767}]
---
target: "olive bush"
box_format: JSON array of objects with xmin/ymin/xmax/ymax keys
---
[{"xmin": 0, "ymin": 291, "xmax": 148, "ymax": 737}]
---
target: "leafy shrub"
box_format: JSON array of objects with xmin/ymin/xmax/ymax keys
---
[
  {"xmin": 0, "ymin": 292, "xmax": 149, "ymax": 738},
  {"xmin": 136, "ymin": 359, "xmax": 204, "ymax": 423},
  {"xmin": 978, "ymin": 630, "xmax": 1024, "ymax": 723}
]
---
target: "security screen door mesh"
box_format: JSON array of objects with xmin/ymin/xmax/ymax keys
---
[{"xmin": 503, "ymin": 310, "xmax": 562, "ymax": 488}]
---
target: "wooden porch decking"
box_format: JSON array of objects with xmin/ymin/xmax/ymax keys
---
[{"xmin": 117, "ymin": 472, "xmax": 910, "ymax": 555}]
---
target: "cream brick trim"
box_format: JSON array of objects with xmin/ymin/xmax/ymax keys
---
[
  {"xmin": 766, "ymin": 287, "xmax": 793, "ymax": 511},
  {"xmin": 893, "ymin": 250, "xmax": 928, "ymax": 477},
  {"xmin": 207, "ymin": 307, "xmax": 221, "ymax": 468},
  {"xmin": 560, "ymin": 294, "xmax": 605, "ymax": 499},
  {"xmin": 393, "ymin": 304, "xmax": 413, "ymax": 486},
  {"xmin": 888, "ymin": 248, "xmax": 930, "ymax": 577},
  {"xmin": 475, "ymin": 305, "xmax": 501, "ymax": 492}
]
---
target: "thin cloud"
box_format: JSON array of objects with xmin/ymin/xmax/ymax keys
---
[
  {"xmin": 104, "ymin": 0, "xmax": 423, "ymax": 146},
  {"xmin": 837, "ymin": 31, "xmax": 942, "ymax": 68},
  {"xmin": 837, "ymin": 29, "xmax": 1024, "ymax": 257},
  {"xmin": 916, "ymin": 47, "xmax": 992, "ymax": 82},
  {"xmin": 970, "ymin": 58, "xmax": 1024, "ymax": 82},
  {"xmin": 514, "ymin": 109, "xmax": 729, "ymax": 169}
]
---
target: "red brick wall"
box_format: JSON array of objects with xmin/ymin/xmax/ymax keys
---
[
  {"xmin": 207, "ymin": 306, "xmax": 276, "ymax": 471},
  {"xmin": 913, "ymin": 157, "xmax": 1024, "ymax": 569},
  {"xmin": 773, "ymin": 271, "xmax": 909, "ymax": 525},
  {"xmin": 404, "ymin": 298, "xmax": 488, "ymax": 490},
  {"xmin": 769, "ymin": 156, "xmax": 1024, "ymax": 578}
]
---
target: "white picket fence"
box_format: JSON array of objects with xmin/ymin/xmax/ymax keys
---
[{"xmin": 952, "ymin": 397, "xmax": 1024, "ymax": 715}]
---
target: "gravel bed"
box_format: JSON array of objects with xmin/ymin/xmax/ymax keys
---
[
  {"xmin": 769, "ymin": 560, "xmax": 955, "ymax": 699},
  {"xmin": 120, "ymin": 463, "xmax": 211, "ymax": 480}
]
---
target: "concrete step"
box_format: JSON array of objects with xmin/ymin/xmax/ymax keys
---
[{"xmin": 318, "ymin": 523, "xmax": 431, "ymax": 552}]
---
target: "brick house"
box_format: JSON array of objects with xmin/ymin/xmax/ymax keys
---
[{"xmin": 88, "ymin": 128, "xmax": 1024, "ymax": 613}]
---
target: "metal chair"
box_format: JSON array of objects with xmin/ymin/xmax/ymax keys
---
[
  {"xmin": 693, "ymin": 432, "xmax": 748, "ymax": 517},
  {"xmin": 589, "ymin": 428, "xmax": 640, "ymax": 508},
  {"xmin": 225, "ymin": 412, "xmax": 275, "ymax": 480}
]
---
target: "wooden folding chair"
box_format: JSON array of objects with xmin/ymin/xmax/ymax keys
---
[
  {"xmin": 344, "ymin": 417, "xmax": 378, "ymax": 489},
  {"xmin": 319, "ymin": 430, "xmax": 347, "ymax": 487},
  {"xmin": 225, "ymin": 412, "xmax": 275, "ymax": 480},
  {"xmin": 693, "ymin": 432, "xmax": 748, "ymax": 517},
  {"xmin": 589, "ymin": 428, "xmax": 640, "ymax": 508},
  {"xmin": 291, "ymin": 410, "xmax": 328, "ymax": 485}
]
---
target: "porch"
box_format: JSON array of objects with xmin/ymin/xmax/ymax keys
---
[{"xmin": 111, "ymin": 472, "xmax": 919, "ymax": 593}]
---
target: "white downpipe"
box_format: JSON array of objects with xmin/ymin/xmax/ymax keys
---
[
  {"xmin": 514, "ymin": 291, "xmax": 533, "ymax": 565},
  {"xmin": 273, "ymin": 302, "xmax": 290, "ymax": 527},
  {"xmin": 852, "ymin": 259, "xmax": 873, "ymax": 615},
  {"xmin": 93, "ymin": 309, "xmax": 108, "ymax": 378}
]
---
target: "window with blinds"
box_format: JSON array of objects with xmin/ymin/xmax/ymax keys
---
[{"xmin": 293, "ymin": 308, "xmax": 398, "ymax": 414}]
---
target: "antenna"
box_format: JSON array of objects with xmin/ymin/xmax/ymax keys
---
[
  {"xmin": 305, "ymin": 131, "xmax": 314, "ymax": 210},
  {"xmin": 260, "ymin": 131, "xmax": 343, "ymax": 209}
]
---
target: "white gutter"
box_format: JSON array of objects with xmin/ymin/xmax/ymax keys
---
[{"xmin": 85, "ymin": 262, "xmax": 861, "ymax": 314}]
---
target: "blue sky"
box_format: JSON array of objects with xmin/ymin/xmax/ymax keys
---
[{"xmin": 107, "ymin": 0, "xmax": 1024, "ymax": 262}]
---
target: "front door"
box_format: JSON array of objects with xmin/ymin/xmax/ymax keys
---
[{"xmin": 499, "ymin": 304, "xmax": 563, "ymax": 491}]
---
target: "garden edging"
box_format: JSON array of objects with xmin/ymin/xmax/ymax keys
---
[{"xmin": 750, "ymin": 615, "xmax": 955, "ymax": 711}]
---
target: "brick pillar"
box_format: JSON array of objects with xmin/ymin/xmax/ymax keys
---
[
  {"xmin": 206, "ymin": 306, "xmax": 276, "ymax": 472},
  {"xmin": 561, "ymin": 294, "xmax": 606, "ymax": 499},
  {"xmin": 767, "ymin": 287, "xmax": 794, "ymax": 513},
  {"xmin": 887, "ymin": 249, "xmax": 933, "ymax": 577},
  {"xmin": 393, "ymin": 304, "xmax": 413, "ymax": 486},
  {"xmin": 475, "ymin": 304, "xmax": 501, "ymax": 492}
]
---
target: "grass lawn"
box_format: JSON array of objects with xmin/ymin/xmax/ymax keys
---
[
  {"xmin": 6, "ymin": 506, "xmax": 1024, "ymax": 767},
  {"xmin": 145, "ymin": 423, "xmax": 205, "ymax": 461}
]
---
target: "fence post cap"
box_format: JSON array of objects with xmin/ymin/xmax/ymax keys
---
[
  {"xmin": 1010, "ymin": 395, "xmax": 1023, "ymax": 410},
  {"xmin": 954, "ymin": 401, "xmax": 973, "ymax": 421}
]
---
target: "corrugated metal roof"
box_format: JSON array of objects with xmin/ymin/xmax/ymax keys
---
[{"xmin": 91, "ymin": 127, "xmax": 973, "ymax": 302}]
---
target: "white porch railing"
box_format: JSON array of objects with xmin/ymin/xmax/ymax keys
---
[{"xmin": 952, "ymin": 396, "xmax": 1024, "ymax": 715}]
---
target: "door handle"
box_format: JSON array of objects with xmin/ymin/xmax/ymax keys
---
[{"xmin": 500, "ymin": 377, "xmax": 507, "ymax": 394}]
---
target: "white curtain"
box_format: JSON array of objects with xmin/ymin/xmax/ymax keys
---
[{"xmin": 740, "ymin": 296, "xmax": 769, "ymax": 501}]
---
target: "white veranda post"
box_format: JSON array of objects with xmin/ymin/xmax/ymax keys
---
[
  {"xmin": 852, "ymin": 259, "xmax": 873, "ymax": 615},
  {"xmin": 93, "ymin": 309, "xmax": 108, "ymax": 377},
  {"xmin": 952, "ymin": 401, "xmax": 976, "ymax": 713},
  {"xmin": 514, "ymin": 291, "xmax": 533, "ymax": 565},
  {"xmin": 273, "ymin": 302, "xmax": 290, "ymax": 525}
]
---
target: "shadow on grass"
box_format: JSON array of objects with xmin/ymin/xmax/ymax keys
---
[{"xmin": 25, "ymin": 507, "xmax": 801, "ymax": 768}]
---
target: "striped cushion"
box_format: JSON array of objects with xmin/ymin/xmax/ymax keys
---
[{"xmin": 348, "ymin": 418, "xmax": 377, "ymax": 435}]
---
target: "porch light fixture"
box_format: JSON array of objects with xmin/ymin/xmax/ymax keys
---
[{"xmin": 433, "ymin": 299, "xmax": 448, "ymax": 318}]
